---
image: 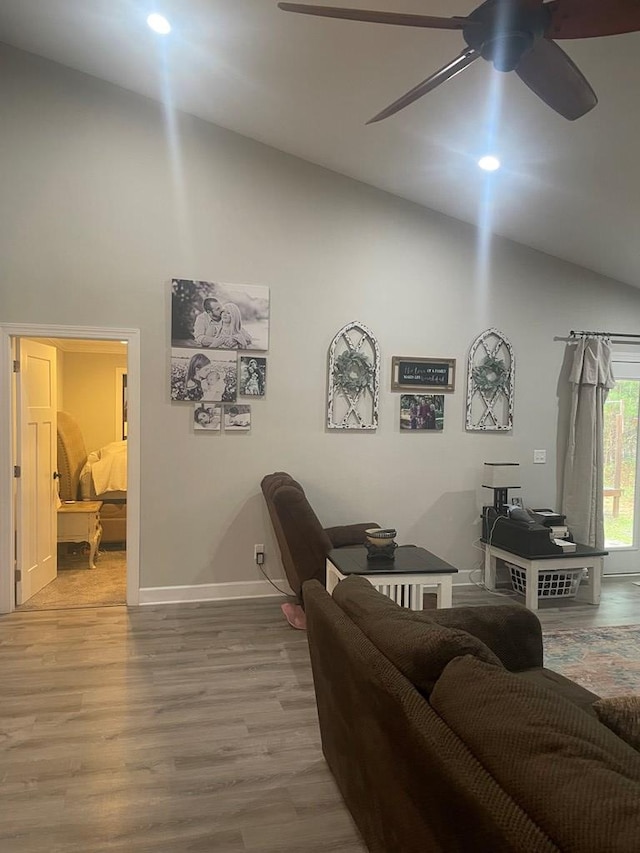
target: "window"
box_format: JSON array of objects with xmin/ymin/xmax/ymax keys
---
[{"xmin": 603, "ymin": 357, "xmax": 640, "ymax": 574}]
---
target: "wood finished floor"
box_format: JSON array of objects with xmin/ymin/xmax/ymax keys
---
[
  {"xmin": 1, "ymin": 597, "xmax": 367, "ymax": 853},
  {"xmin": 1, "ymin": 580, "xmax": 639, "ymax": 852},
  {"xmin": 454, "ymin": 574, "xmax": 640, "ymax": 628}
]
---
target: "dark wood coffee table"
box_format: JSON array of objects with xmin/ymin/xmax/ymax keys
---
[{"xmin": 326, "ymin": 545, "xmax": 458, "ymax": 609}]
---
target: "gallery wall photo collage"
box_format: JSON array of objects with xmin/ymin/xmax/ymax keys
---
[{"xmin": 170, "ymin": 278, "xmax": 269, "ymax": 433}]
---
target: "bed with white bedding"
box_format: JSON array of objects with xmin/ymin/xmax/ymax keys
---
[
  {"xmin": 57, "ymin": 411, "xmax": 127, "ymax": 544},
  {"xmin": 79, "ymin": 440, "xmax": 127, "ymax": 501}
]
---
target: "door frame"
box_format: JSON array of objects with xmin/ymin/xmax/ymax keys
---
[{"xmin": 0, "ymin": 323, "xmax": 141, "ymax": 613}]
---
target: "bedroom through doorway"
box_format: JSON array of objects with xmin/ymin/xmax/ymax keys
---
[{"xmin": 15, "ymin": 335, "xmax": 129, "ymax": 612}]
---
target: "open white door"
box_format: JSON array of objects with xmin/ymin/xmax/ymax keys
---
[{"xmin": 15, "ymin": 339, "xmax": 58, "ymax": 604}]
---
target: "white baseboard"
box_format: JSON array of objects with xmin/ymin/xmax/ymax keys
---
[
  {"xmin": 139, "ymin": 578, "xmax": 290, "ymax": 606},
  {"xmin": 139, "ymin": 568, "xmax": 640, "ymax": 607},
  {"xmin": 139, "ymin": 571, "xmax": 475, "ymax": 606},
  {"xmin": 603, "ymin": 572, "xmax": 640, "ymax": 581},
  {"xmin": 453, "ymin": 569, "xmax": 474, "ymax": 586}
]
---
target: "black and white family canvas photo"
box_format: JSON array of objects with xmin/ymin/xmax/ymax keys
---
[
  {"xmin": 224, "ymin": 404, "xmax": 251, "ymax": 431},
  {"xmin": 193, "ymin": 403, "xmax": 222, "ymax": 431},
  {"xmin": 239, "ymin": 356, "xmax": 266, "ymax": 396},
  {"xmin": 170, "ymin": 349, "xmax": 237, "ymax": 402},
  {"xmin": 400, "ymin": 395, "xmax": 444, "ymax": 431},
  {"xmin": 171, "ymin": 279, "xmax": 269, "ymax": 351}
]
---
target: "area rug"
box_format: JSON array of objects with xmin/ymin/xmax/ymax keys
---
[{"xmin": 544, "ymin": 625, "xmax": 640, "ymax": 698}]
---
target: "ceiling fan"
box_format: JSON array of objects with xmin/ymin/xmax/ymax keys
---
[{"xmin": 278, "ymin": 0, "xmax": 640, "ymax": 122}]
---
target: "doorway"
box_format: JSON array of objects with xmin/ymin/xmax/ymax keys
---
[
  {"xmin": 603, "ymin": 352, "xmax": 640, "ymax": 575},
  {"xmin": 0, "ymin": 323, "xmax": 140, "ymax": 614}
]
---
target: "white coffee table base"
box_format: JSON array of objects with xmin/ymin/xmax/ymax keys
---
[
  {"xmin": 483, "ymin": 543, "xmax": 603, "ymax": 612},
  {"xmin": 326, "ymin": 560, "xmax": 453, "ymax": 610}
]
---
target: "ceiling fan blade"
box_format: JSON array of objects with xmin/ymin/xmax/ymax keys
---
[
  {"xmin": 277, "ymin": 3, "xmax": 472, "ymax": 31},
  {"xmin": 367, "ymin": 48, "xmax": 481, "ymax": 124},
  {"xmin": 516, "ymin": 37, "xmax": 597, "ymax": 120},
  {"xmin": 546, "ymin": 0, "xmax": 640, "ymax": 39}
]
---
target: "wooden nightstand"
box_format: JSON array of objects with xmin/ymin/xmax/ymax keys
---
[{"xmin": 57, "ymin": 501, "xmax": 103, "ymax": 569}]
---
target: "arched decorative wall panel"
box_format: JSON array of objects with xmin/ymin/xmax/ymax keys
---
[
  {"xmin": 466, "ymin": 328, "xmax": 514, "ymax": 431},
  {"xmin": 327, "ymin": 321, "xmax": 380, "ymax": 430}
]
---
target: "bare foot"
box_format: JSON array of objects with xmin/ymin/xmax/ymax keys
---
[{"xmin": 281, "ymin": 602, "xmax": 307, "ymax": 630}]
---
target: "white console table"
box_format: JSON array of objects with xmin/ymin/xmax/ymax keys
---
[{"xmin": 483, "ymin": 541, "xmax": 607, "ymax": 612}]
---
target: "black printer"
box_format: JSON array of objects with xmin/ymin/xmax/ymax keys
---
[{"xmin": 481, "ymin": 506, "xmax": 572, "ymax": 557}]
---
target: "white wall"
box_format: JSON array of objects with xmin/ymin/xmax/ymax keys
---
[{"xmin": 2, "ymin": 44, "xmax": 640, "ymax": 591}]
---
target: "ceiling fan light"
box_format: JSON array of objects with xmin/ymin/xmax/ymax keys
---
[
  {"xmin": 147, "ymin": 13, "xmax": 171, "ymax": 35},
  {"xmin": 478, "ymin": 155, "xmax": 501, "ymax": 172}
]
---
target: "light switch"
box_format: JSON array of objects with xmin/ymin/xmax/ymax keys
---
[{"xmin": 533, "ymin": 449, "xmax": 546, "ymax": 464}]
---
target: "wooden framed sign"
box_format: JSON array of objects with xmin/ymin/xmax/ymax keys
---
[{"xmin": 391, "ymin": 357, "xmax": 456, "ymax": 393}]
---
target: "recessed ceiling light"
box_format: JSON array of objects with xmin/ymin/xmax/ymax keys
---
[
  {"xmin": 147, "ymin": 13, "xmax": 171, "ymax": 35},
  {"xmin": 478, "ymin": 155, "xmax": 501, "ymax": 172}
]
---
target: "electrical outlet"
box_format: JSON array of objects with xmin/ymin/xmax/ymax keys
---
[
  {"xmin": 254, "ymin": 544, "xmax": 265, "ymax": 565},
  {"xmin": 533, "ymin": 449, "xmax": 546, "ymax": 464}
]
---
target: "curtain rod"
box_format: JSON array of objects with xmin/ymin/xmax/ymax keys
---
[{"xmin": 570, "ymin": 330, "xmax": 640, "ymax": 339}]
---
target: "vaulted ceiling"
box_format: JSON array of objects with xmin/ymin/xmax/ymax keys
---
[{"xmin": 2, "ymin": 0, "xmax": 639, "ymax": 287}]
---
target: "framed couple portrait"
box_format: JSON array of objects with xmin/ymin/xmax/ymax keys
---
[{"xmin": 171, "ymin": 278, "xmax": 270, "ymax": 352}]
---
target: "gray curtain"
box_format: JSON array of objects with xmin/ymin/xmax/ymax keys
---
[{"xmin": 561, "ymin": 336, "xmax": 615, "ymax": 548}]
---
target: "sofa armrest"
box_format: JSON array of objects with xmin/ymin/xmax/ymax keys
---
[
  {"xmin": 324, "ymin": 522, "xmax": 380, "ymax": 549},
  {"xmin": 426, "ymin": 604, "xmax": 543, "ymax": 671}
]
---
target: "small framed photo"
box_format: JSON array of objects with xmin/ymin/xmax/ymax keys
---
[
  {"xmin": 224, "ymin": 403, "xmax": 251, "ymax": 431},
  {"xmin": 239, "ymin": 356, "xmax": 266, "ymax": 396},
  {"xmin": 400, "ymin": 395, "xmax": 444, "ymax": 431},
  {"xmin": 391, "ymin": 356, "xmax": 455, "ymax": 393},
  {"xmin": 193, "ymin": 403, "xmax": 221, "ymax": 431}
]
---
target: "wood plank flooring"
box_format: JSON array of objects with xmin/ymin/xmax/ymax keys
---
[
  {"xmin": 1, "ymin": 580, "xmax": 639, "ymax": 852},
  {"xmin": 454, "ymin": 574, "xmax": 640, "ymax": 628},
  {"xmin": 1, "ymin": 599, "xmax": 368, "ymax": 853}
]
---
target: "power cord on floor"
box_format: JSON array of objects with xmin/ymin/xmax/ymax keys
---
[
  {"xmin": 469, "ymin": 515, "xmax": 520, "ymax": 599},
  {"xmin": 256, "ymin": 561, "xmax": 291, "ymax": 597},
  {"xmin": 468, "ymin": 565, "xmax": 519, "ymax": 599}
]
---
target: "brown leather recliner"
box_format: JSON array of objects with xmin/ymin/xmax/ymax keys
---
[{"xmin": 261, "ymin": 472, "xmax": 379, "ymax": 605}]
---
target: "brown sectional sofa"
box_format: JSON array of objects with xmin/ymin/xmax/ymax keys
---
[
  {"xmin": 261, "ymin": 471, "xmax": 378, "ymax": 604},
  {"xmin": 305, "ymin": 575, "xmax": 640, "ymax": 852}
]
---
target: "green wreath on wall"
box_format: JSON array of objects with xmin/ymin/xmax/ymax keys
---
[
  {"xmin": 472, "ymin": 355, "xmax": 508, "ymax": 392},
  {"xmin": 333, "ymin": 350, "xmax": 374, "ymax": 395}
]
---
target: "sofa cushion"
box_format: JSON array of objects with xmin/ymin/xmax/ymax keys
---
[
  {"xmin": 304, "ymin": 580, "xmax": 559, "ymax": 853},
  {"xmin": 594, "ymin": 696, "xmax": 640, "ymax": 751},
  {"xmin": 429, "ymin": 603, "xmax": 543, "ymax": 671},
  {"xmin": 261, "ymin": 471, "xmax": 304, "ymax": 503},
  {"xmin": 271, "ymin": 484, "xmax": 333, "ymax": 592},
  {"xmin": 324, "ymin": 522, "xmax": 380, "ymax": 549},
  {"xmin": 333, "ymin": 575, "xmax": 502, "ymax": 694},
  {"xmin": 431, "ymin": 655, "xmax": 640, "ymax": 852},
  {"xmin": 516, "ymin": 667, "xmax": 599, "ymax": 717}
]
